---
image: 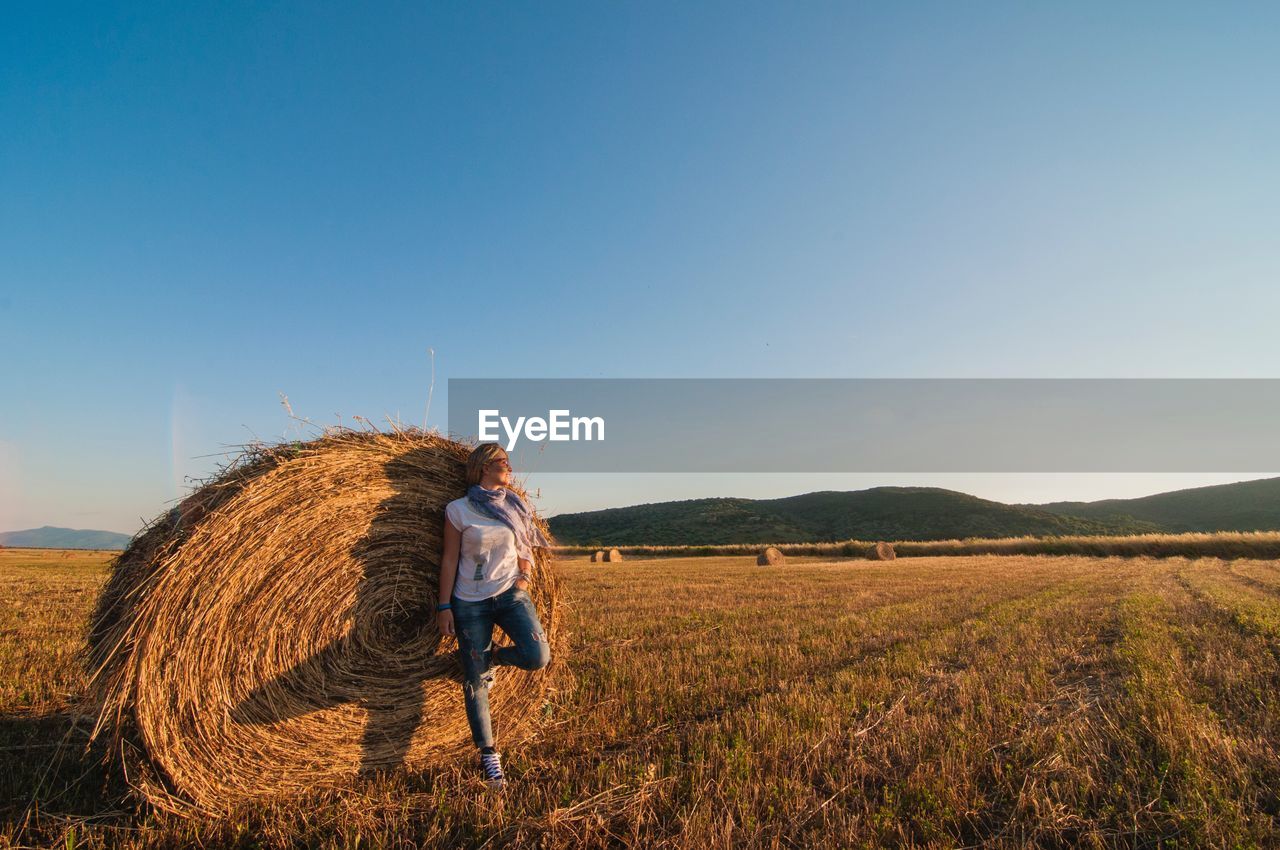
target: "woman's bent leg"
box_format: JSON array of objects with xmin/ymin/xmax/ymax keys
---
[
  {"xmin": 451, "ymin": 597, "xmax": 497, "ymax": 749},
  {"xmin": 492, "ymin": 588, "xmax": 551, "ymax": 671}
]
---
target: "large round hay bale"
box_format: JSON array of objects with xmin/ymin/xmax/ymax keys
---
[
  {"xmin": 590, "ymin": 549, "xmax": 605, "ymax": 563},
  {"xmin": 868, "ymin": 541, "xmax": 896, "ymax": 561},
  {"xmin": 604, "ymin": 548, "xmax": 623, "ymax": 562},
  {"xmin": 86, "ymin": 429, "xmax": 560, "ymax": 814},
  {"xmin": 756, "ymin": 546, "xmax": 785, "ymax": 566}
]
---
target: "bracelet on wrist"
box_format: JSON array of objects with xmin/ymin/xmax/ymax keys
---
[{"xmin": 436, "ymin": 602, "xmax": 451, "ymax": 611}]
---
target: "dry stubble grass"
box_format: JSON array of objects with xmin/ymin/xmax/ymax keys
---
[{"xmin": 2, "ymin": 547, "xmax": 1279, "ymax": 848}]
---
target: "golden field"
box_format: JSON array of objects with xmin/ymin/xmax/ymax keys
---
[
  {"xmin": 555, "ymin": 530, "xmax": 1280, "ymax": 560},
  {"xmin": 2, "ymin": 546, "xmax": 1279, "ymax": 848}
]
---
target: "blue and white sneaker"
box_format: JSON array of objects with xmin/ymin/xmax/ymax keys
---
[{"xmin": 480, "ymin": 751, "xmax": 506, "ymax": 789}]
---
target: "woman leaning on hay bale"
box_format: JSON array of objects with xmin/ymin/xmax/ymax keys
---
[{"xmin": 437, "ymin": 443, "xmax": 551, "ymax": 789}]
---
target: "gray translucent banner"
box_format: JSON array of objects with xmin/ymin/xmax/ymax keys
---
[{"xmin": 446, "ymin": 379, "xmax": 1280, "ymax": 472}]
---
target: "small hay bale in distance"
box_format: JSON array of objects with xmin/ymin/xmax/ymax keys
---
[
  {"xmin": 590, "ymin": 549, "xmax": 605, "ymax": 563},
  {"xmin": 756, "ymin": 546, "xmax": 785, "ymax": 566},
  {"xmin": 604, "ymin": 547, "xmax": 623, "ymax": 562},
  {"xmin": 868, "ymin": 541, "xmax": 896, "ymax": 561},
  {"xmin": 86, "ymin": 429, "xmax": 561, "ymax": 815}
]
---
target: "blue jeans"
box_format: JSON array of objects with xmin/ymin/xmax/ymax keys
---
[{"xmin": 451, "ymin": 585, "xmax": 551, "ymax": 749}]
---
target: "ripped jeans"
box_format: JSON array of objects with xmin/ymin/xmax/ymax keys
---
[{"xmin": 451, "ymin": 584, "xmax": 551, "ymax": 749}]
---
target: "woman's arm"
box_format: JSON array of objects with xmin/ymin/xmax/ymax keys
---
[{"xmin": 438, "ymin": 514, "xmax": 461, "ymax": 636}]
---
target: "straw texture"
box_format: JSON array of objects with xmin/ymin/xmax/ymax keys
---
[
  {"xmin": 756, "ymin": 547, "xmax": 785, "ymax": 566},
  {"xmin": 868, "ymin": 541, "xmax": 897, "ymax": 561},
  {"xmin": 86, "ymin": 428, "xmax": 561, "ymax": 814}
]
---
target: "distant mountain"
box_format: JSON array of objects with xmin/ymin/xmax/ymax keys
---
[
  {"xmin": 1033, "ymin": 476, "xmax": 1280, "ymax": 533},
  {"xmin": 0, "ymin": 526, "xmax": 131, "ymax": 550},
  {"xmin": 12, "ymin": 477, "xmax": 1276, "ymax": 551},
  {"xmin": 547, "ymin": 487, "xmax": 1160, "ymax": 546}
]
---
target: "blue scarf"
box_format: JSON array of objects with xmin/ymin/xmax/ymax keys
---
[{"xmin": 467, "ymin": 484, "xmax": 550, "ymax": 561}]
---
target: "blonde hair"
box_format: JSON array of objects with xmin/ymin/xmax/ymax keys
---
[{"xmin": 465, "ymin": 443, "xmax": 509, "ymax": 487}]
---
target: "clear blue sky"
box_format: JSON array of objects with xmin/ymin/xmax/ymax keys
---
[{"xmin": 3, "ymin": 2, "xmax": 1278, "ymax": 534}]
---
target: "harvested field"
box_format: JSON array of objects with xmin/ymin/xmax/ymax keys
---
[
  {"xmin": 3, "ymin": 547, "xmax": 1280, "ymax": 848},
  {"xmin": 555, "ymin": 530, "xmax": 1280, "ymax": 560}
]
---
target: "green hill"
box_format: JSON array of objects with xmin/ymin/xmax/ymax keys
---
[
  {"xmin": 547, "ymin": 486, "xmax": 1159, "ymax": 546},
  {"xmin": 1033, "ymin": 476, "xmax": 1280, "ymax": 533}
]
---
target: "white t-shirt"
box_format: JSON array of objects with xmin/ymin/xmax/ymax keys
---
[{"xmin": 445, "ymin": 497, "xmax": 521, "ymax": 601}]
